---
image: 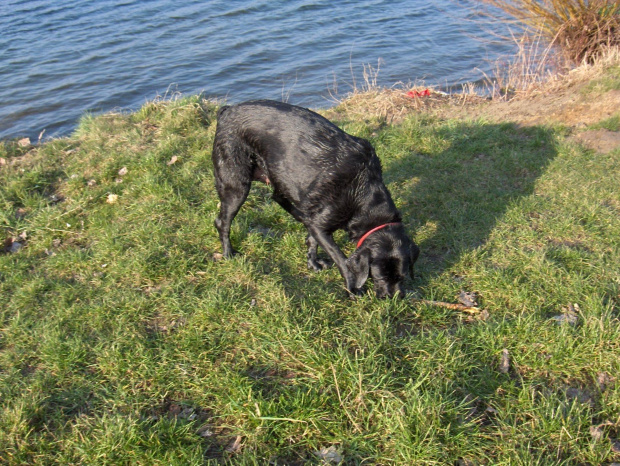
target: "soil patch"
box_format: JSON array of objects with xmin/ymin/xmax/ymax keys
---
[
  {"xmin": 572, "ymin": 129, "xmax": 620, "ymax": 153},
  {"xmin": 455, "ymin": 87, "xmax": 620, "ymax": 128}
]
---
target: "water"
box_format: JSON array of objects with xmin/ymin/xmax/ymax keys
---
[{"xmin": 0, "ymin": 0, "xmax": 511, "ymax": 140}]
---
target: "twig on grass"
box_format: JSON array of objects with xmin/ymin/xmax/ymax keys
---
[
  {"xmin": 409, "ymin": 297, "xmax": 481, "ymax": 314},
  {"xmin": 38, "ymin": 227, "xmax": 82, "ymax": 236},
  {"xmin": 256, "ymin": 416, "xmax": 308, "ymax": 424}
]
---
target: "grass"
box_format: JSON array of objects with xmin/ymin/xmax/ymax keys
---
[
  {"xmin": 1, "ymin": 87, "xmax": 619, "ymax": 464},
  {"xmin": 583, "ymin": 63, "xmax": 620, "ymax": 94},
  {"xmin": 589, "ymin": 113, "xmax": 620, "ymax": 131}
]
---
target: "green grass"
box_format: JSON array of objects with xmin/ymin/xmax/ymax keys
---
[
  {"xmin": 1, "ymin": 94, "xmax": 619, "ymax": 464},
  {"xmin": 589, "ymin": 113, "xmax": 620, "ymax": 132},
  {"xmin": 582, "ymin": 65, "xmax": 620, "ymax": 94}
]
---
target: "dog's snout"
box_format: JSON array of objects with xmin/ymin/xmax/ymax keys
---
[{"xmin": 375, "ymin": 281, "xmax": 405, "ymax": 299}]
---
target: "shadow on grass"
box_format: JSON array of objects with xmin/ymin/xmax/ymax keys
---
[
  {"xmin": 237, "ymin": 120, "xmax": 559, "ymax": 304},
  {"xmin": 382, "ymin": 120, "xmax": 558, "ymax": 290}
]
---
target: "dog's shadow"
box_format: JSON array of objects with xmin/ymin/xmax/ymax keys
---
[{"xmin": 377, "ymin": 118, "xmax": 558, "ymax": 290}]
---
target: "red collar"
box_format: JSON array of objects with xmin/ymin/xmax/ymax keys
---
[{"xmin": 356, "ymin": 222, "xmax": 400, "ymax": 248}]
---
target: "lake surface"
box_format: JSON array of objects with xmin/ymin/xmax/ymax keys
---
[{"xmin": 0, "ymin": 0, "xmax": 512, "ymax": 140}]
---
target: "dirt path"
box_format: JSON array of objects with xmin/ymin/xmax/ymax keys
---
[
  {"xmin": 443, "ymin": 77, "xmax": 620, "ymax": 153},
  {"xmin": 455, "ymin": 87, "xmax": 620, "ymax": 128}
]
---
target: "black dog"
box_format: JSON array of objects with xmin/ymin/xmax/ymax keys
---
[{"xmin": 212, "ymin": 100, "xmax": 419, "ymax": 298}]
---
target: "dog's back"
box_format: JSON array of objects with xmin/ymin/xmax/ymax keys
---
[{"xmin": 214, "ymin": 100, "xmax": 381, "ymax": 207}]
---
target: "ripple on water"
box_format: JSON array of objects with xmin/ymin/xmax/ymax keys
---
[{"xmin": 0, "ymin": 0, "xmax": 513, "ymax": 139}]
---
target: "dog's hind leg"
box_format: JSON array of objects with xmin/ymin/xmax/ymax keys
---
[
  {"xmin": 214, "ymin": 179, "xmax": 251, "ymax": 257},
  {"xmin": 213, "ymin": 143, "xmax": 252, "ymax": 257}
]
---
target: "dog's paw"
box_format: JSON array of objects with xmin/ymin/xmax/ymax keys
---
[
  {"xmin": 307, "ymin": 257, "xmax": 332, "ymax": 271},
  {"xmin": 219, "ymin": 248, "xmax": 239, "ymax": 260},
  {"xmin": 347, "ymin": 287, "xmax": 365, "ymax": 299}
]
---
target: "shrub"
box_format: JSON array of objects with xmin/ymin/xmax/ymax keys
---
[{"xmin": 482, "ymin": 0, "xmax": 620, "ymax": 65}]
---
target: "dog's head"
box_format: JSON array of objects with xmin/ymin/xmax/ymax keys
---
[{"xmin": 346, "ymin": 225, "xmax": 419, "ymax": 298}]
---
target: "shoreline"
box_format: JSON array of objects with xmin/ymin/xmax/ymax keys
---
[{"xmin": 4, "ymin": 46, "xmax": 619, "ymax": 145}]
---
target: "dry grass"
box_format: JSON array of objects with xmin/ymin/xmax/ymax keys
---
[
  {"xmin": 472, "ymin": 0, "xmax": 620, "ymax": 102},
  {"xmin": 325, "ymin": 86, "xmax": 455, "ymax": 124},
  {"xmin": 480, "ymin": 0, "xmax": 620, "ymax": 65},
  {"xmin": 479, "ymin": 30, "xmax": 558, "ymax": 100},
  {"xmin": 484, "ymin": 44, "xmax": 620, "ymax": 100},
  {"xmin": 324, "ymin": 61, "xmax": 474, "ymax": 123}
]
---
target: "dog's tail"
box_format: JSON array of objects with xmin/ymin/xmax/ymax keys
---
[{"xmin": 217, "ymin": 105, "xmax": 230, "ymax": 120}]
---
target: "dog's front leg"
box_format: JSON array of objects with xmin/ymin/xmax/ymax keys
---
[
  {"xmin": 306, "ymin": 227, "xmax": 362, "ymax": 296},
  {"xmin": 305, "ymin": 234, "xmax": 332, "ymax": 271}
]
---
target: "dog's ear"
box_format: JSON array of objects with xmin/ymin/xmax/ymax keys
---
[{"xmin": 346, "ymin": 247, "xmax": 371, "ymax": 290}]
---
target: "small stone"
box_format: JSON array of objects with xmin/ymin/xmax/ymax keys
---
[
  {"xmin": 197, "ymin": 425, "xmax": 214, "ymax": 437},
  {"xmin": 10, "ymin": 241, "xmax": 23, "ymax": 253},
  {"xmin": 566, "ymin": 387, "xmax": 594, "ymax": 407},
  {"xmin": 458, "ymin": 290, "xmax": 478, "ymax": 308},
  {"xmin": 457, "ymin": 460, "xmax": 476, "ymax": 466},
  {"xmin": 551, "ymin": 303, "xmax": 579, "ymax": 325},
  {"xmin": 499, "ymin": 349, "xmax": 510, "ymax": 374},
  {"xmin": 179, "ymin": 407, "xmax": 195, "ymax": 419},
  {"xmin": 49, "ymin": 193, "xmax": 63, "ymax": 204},
  {"xmin": 590, "ymin": 425, "xmax": 604, "ymax": 441},
  {"xmin": 315, "ymin": 446, "xmax": 342, "ymax": 464},
  {"xmin": 597, "ymin": 372, "xmax": 612, "ymax": 391}
]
